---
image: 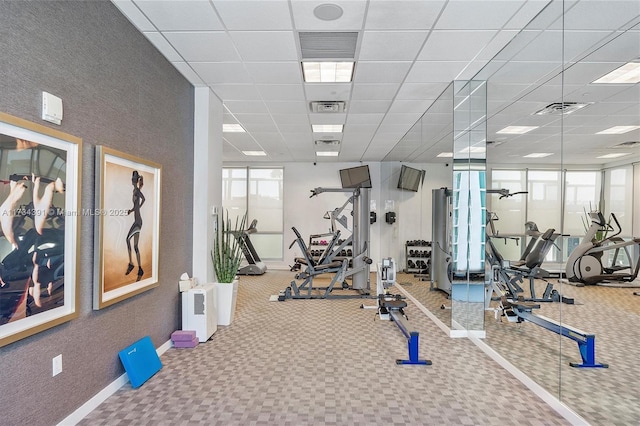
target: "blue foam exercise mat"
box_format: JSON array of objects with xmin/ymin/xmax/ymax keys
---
[{"xmin": 118, "ymin": 336, "xmax": 162, "ymax": 388}]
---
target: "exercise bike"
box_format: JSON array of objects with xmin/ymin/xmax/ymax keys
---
[{"xmin": 565, "ymin": 211, "xmax": 640, "ymax": 285}]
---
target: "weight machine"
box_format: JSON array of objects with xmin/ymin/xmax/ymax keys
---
[{"xmin": 279, "ymin": 186, "xmax": 372, "ymax": 299}]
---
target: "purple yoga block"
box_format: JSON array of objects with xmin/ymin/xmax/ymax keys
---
[
  {"xmin": 174, "ymin": 336, "xmax": 199, "ymax": 348},
  {"xmin": 171, "ymin": 330, "xmax": 196, "ymax": 342}
]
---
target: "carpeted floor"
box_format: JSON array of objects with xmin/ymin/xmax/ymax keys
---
[{"xmin": 79, "ymin": 271, "xmax": 572, "ymax": 425}]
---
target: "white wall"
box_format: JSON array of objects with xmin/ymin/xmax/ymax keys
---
[{"xmin": 232, "ymin": 161, "xmax": 451, "ymax": 271}]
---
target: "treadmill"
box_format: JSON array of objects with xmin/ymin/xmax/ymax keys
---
[{"xmin": 233, "ymin": 219, "xmax": 267, "ymax": 275}]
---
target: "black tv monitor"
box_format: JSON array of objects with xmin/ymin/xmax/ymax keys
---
[
  {"xmin": 397, "ymin": 165, "xmax": 424, "ymax": 192},
  {"xmin": 339, "ymin": 165, "xmax": 372, "ymax": 189}
]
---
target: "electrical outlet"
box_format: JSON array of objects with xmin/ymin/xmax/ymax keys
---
[{"xmin": 52, "ymin": 354, "xmax": 62, "ymax": 377}]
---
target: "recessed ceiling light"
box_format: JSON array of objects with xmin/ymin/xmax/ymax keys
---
[
  {"xmin": 496, "ymin": 126, "xmax": 539, "ymax": 134},
  {"xmin": 592, "ymin": 61, "xmax": 640, "ymax": 84},
  {"xmin": 223, "ymin": 123, "xmax": 245, "ymax": 133},
  {"xmin": 242, "ymin": 151, "xmax": 266, "ymax": 156},
  {"xmin": 316, "ymin": 151, "xmax": 339, "ymax": 157},
  {"xmin": 312, "ymin": 124, "xmax": 343, "ymax": 133},
  {"xmin": 597, "ymin": 153, "xmax": 629, "ymax": 159},
  {"xmin": 596, "ymin": 126, "xmax": 640, "ymax": 135},
  {"xmin": 437, "ymin": 152, "xmax": 453, "ymax": 158},
  {"xmin": 302, "ymin": 62, "xmax": 354, "ymax": 83},
  {"xmin": 523, "ymin": 153, "xmax": 553, "ymax": 158}
]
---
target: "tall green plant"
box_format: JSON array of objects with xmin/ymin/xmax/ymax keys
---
[{"xmin": 211, "ymin": 210, "xmax": 246, "ymax": 283}]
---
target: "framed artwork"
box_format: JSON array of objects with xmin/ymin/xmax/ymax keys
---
[
  {"xmin": 0, "ymin": 112, "xmax": 81, "ymax": 348},
  {"xmin": 94, "ymin": 146, "xmax": 161, "ymax": 309}
]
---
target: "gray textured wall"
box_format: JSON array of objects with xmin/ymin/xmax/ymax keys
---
[{"xmin": 0, "ymin": 1, "xmax": 194, "ymax": 424}]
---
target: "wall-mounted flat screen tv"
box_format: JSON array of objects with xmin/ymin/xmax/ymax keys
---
[
  {"xmin": 397, "ymin": 165, "xmax": 424, "ymax": 192},
  {"xmin": 340, "ymin": 165, "xmax": 372, "ymax": 188}
]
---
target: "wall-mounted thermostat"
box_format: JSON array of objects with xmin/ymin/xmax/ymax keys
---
[{"xmin": 42, "ymin": 91, "xmax": 63, "ymax": 125}]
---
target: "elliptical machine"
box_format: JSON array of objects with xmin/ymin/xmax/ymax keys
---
[{"xmin": 565, "ymin": 211, "xmax": 640, "ymax": 285}]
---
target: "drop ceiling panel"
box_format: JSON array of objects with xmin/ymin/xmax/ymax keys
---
[
  {"xmin": 354, "ymin": 62, "xmax": 413, "ymax": 83},
  {"xmin": 258, "ymin": 85, "xmax": 305, "ymax": 101},
  {"xmin": 564, "ymin": 1, "xmax": 640, "ymax": 30},
  {"xmin": 211, "ymin": 84, "xmax": 260, "ymax": 100},
  {"xmin": 231, "ymin": 113, "xmax": 274, "ymax": 124},
  {"xmin": 280, "ymin": 124, "xmax": 315, "ymax": 133},
  {"xmin": 476, "ymin": 30, "xmax": 520, "ymax": 61},
  {"xmin": 229, "ymin": 31, "xmax": 298, "ymax": 61},
  {"xmin": 405, "ymin": 61, "xmax": 470, "ymax": 83},
  {"xmin": 365, "ymin": 1, "xmax": 445, "ymax": 30},
  {"xmin": 359, "ymin": 31, "xmax": 429, "ymax": 61},
  {"xmin": 308, "ymin": 113, "xmax": 346, "ymax": 124},
  {"xmin": 488, "ymin": 61, "xmax": 561, "ymax": 85},
  {"xmin": 266, "ymin": 101, "xmax": 308, "ymax": 114},
  {"xmin": 171, "ymin": 62, "xmax": 204, "ymax": 85},
  {"xmin": 348, "ymin": 100, "xmax": 392, "ymax": 114},
  {"xmin": 564, "ymin": 61, "xmax": 631, "ymax": 85},
  {"xmin": 212, "ymin": 0, "xmax": 292, "ymax": 30},
  {"xmin": 351, "ymin": 83, "xmax": 400, "ymax": 100},
  {"xmin": 418, "ymin": 30, "xmax": 498, "ymax": 61},
  {"xmin": 346, "ymin": 113, "xmax": 385, "ymax": 125},
  {"xmin": 304, "ymin": 84, "xmax": 352, "ymax": 101},
  {"xmin": 582, "ymin": 31, "xmax": 640, "ymax": 62},
  {"xmin": 435, "ymin": 1, "xmax": 525, "ymax": 30},
  {"xmin": 388, "ymin": 99, "xmax": 435, "ymax": 114},
  {"xmin": 223, "ymin": 100, "xmax": 269, "ymax": 114},
  {"xmin": 272, "ymin": 114, "xmax": 310, "ymax": 125},
  {"xmin": 242, "ymin": 122, "xmax": 280, "ymax": 133},
  {"xmin": 383, "ymin": 112, "xmax": 424, "ymax": 125},
  {"xmin": 395, "ymin": 82, "xmax": 448, "ymax": 100},
  {"xmin": 191, "ymin": 62, "xmax": 252, "ymax": 84},
  {"xmin": 291, "ymin": 0, "xmax": 367, "ymax": 31},
  {"xmin": 113, "ymin": 1, "xmax": 155, "ymax": 31},
  {"xmin": 244, "ymin": 62, "xmax": 302, "ymax": 83},
  {"xmin": 512, "ymin": 31, "xmax": 611, "ymax": 63},
  {"xmin": 133, "ymin": 0, "xmax": 222, "ymax": 30},
  {"xmin": 164, "ymin": 32, "xmax": 240, "ymax": 62},
  {"xmin": 143, "ymin": 32, "xmax": 182, "ymax": 61}
]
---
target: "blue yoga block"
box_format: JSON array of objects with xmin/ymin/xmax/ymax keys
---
[{"xmin": 118, "ymin": 336, "xmax": 162, "ymax": 388}]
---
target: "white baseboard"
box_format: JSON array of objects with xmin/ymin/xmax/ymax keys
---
[{"xmin": 57, "ymin": 339, "xmax": 172, "ymax": 426}]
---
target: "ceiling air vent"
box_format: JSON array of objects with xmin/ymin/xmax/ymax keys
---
[
  {"xmin": 534, "ymin": 102, "xmax": 591, "ymax": 115},
  {"xmin": 315, "ymin": 139, "xmax": 341, "ymax": 147},
  {"xmin": 310, "ymin": 101, "xmax": 346, "ymax": 113},
  {"xmin": 612, "ymin": 141, "xmax": 640, "ymax": 148},
  {"xmin": 299, "ymin": 32, "xmax": 358, "ymax": 59}
]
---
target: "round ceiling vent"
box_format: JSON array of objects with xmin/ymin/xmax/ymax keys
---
[{"xmin": 313, "ymin": 3, "xmax": 344, "ymax": 21}]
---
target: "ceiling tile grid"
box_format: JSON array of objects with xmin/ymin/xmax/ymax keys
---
[{"xmin": 114, "ymin": 0, "xmax": 639, "ymax": 165}]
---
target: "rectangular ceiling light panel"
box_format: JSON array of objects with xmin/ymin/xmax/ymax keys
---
[
  {"xmin": 303, "ymin": 62, "xmax": 354, "ymax": 82},
  {"xmin": 496, "ymin": 126, "xmax": 539, "ymax": 134},
  {"xmin": 596, "ymin": 126, "xmax": 640, "ymax": 135},
  {"xmin": 223, "ymin": 123, "xmax": 246, "ymax": 132},
  {"xmin": 242, "ymin": 151, "xmax": 266, "ymax": 156},
  {"xmin": 597, "ymin": 153, "xmax": 629, "ymax": 159},
  {"xmin": 316, "ymin": 151, "xmax": 339, "ymax": 156},
  {"xmin": 312, "ymin": 124, "xmax": 343, "ymax": 132},
  {"xmin": 592, "ymin": 61, "xmax": 640, "ymax": 84},
  {"xmin": 523, "ymin": 153, "xmax": 553, "ymax": 158}
]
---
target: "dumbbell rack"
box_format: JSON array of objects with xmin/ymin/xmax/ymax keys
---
[
  {"xmin": 309, "ymin": 236, "xmax": 353, "ymax": 268},
  {"xmin": 405, "ymin": 240, "xmax": 431, "ymax": 275}
]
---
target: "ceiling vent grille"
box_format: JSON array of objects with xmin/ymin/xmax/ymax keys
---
[
  {"xmin": 315, "ymin": 139, "xmax": 341, "ymax": 147},
  {"xmin": 299, "ymin": 32, "xmax": 358, "ymax": 59},
  {"xmin": 534, "ymin": 102, "xmax": 591, "ymax": 115},
  {"xmin": 612, "ymin": 141, "xmax": 640, "ymax": 148},
  {"xmin": 310, "ymin": 101, "xmax": 346, "ymax": 113}
]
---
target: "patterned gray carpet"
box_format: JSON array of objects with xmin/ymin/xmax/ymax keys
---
[{"xmin": 79, "ymin": 271, "xmax": 571, "ymax": 425}]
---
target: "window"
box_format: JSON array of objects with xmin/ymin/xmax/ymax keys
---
[
  {"xmin": 222, "ymin": 167, "xmax": 284, "ymax": 260},
  {"xmin": 605, "ymin": 166, "xmax": 633, "ymax": 237}
]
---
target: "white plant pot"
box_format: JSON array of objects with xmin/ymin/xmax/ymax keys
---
[{"xmin": 216, "ymin": 279, "xmax": 238, "ymax": 326}]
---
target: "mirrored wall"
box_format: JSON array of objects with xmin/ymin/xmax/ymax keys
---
[{"xmin": 389, "ymin": 1, "xmax": 640, "ymax": 423}]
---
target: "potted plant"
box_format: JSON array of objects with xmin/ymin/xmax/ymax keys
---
[{"xmin": 211, "ymin": 210, "xmax": 246, "ymax": 326}]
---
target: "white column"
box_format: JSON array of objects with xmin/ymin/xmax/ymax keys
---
[{"xmin": 193, "ymin": 87, "xmax": 223, "ymax": 285}]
